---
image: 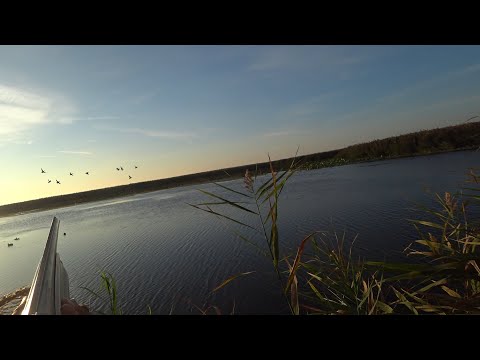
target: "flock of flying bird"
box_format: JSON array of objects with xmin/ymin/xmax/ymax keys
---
[
  {"xmin": 6, "ymin": 166, "xmax": 139, "ymax": 247},
  {"xmin": 40, "ymin": 165, "xmax": 138, "ymax": 184}
]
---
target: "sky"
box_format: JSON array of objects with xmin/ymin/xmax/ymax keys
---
[{"xmin": 1, "ymin": 45, "xmax": 480, "ymax": 205}]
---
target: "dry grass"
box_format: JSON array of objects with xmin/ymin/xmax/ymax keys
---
[{"xmin": 193, "ymin": 153, "xmax": 480, "ymax": 315}]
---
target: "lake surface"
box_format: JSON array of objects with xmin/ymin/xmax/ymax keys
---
[{"xmin": 1, "ymin": 150, "xmax": 479, "ymax": 314}]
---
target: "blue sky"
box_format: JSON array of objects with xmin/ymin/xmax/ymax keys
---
[{"xmin": 1, "ymin": 45, "xmax": 480, "ymax": 205}]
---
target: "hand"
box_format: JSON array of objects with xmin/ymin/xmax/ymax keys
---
[{"xmin": 61, "ymin": 298, "xmax": 90, "ymax": 315}]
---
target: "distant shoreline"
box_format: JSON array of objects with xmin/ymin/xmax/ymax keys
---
[
  {"xmin": 0, "ymin": 146, "xmax": 477, "ymax": 220},
  {"xmin": 307, "ymin": 145, "xmax": 478, "ymax": 169},
  {"xmin": 3, "ymin": 120, "xmax": 480, "ymax": 218}
]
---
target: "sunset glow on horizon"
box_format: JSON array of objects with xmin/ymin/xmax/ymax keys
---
[{"xmin": 1, "ymin": 45, "xmax": 480, "ymax": 205}]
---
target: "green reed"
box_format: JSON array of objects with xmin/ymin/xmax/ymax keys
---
[{"xmin": 193, "ymin": 153, "xmax": 480, "ymax": 314}]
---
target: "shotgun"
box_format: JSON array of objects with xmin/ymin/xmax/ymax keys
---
[{"xmin": 22, "ymin": 216, "xmax": 70, "ymax": 315}]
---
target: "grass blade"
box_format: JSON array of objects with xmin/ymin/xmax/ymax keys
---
[
  {"xmin": 256, "ymin": 172, "xmax": 287, "ymax": 201},
  {"xmin": 441, "ymin": 286, "xmax": 461, "ymax": 298},
  {"xmin": 392, "ymin": 287, "xmax": 418, "ymax": 315},
  {"xmin": 80, "ymin": 286, "xmax": 106, "ymax": 303},
  {"xmin": 408, "ymin": 219, "xmax": 446, "ymax": 230},
  {"xmin": 285, "ymin": 259, "xmax": 299, "ymax": 315},
  {"xmin": 376, "ymin": 301, "xmax": 394, "ymax": 314},
  {"xmin": 198, "ymin": 190, "xmax": 258, "ymax": 214},
  {"xmin": 188, "ymin": 203, "xmax": 258, "ymax": 231},
  {"xmin": 213, "ymin": 182, "xmax": 253, "ymax": 199},
  {"xmin": 271, "ymin": 218, "xmax": 279, "ymax": 268},
  {"xmin": 211, "ymin": 271, "xmax": 255, "ymax": 293},
  {"xmin": 231, "ymin": 228, "xmax": 267, "ymax": 256},
  {"xmin": 197, "ymin": 201, "xmax": 251, "ymax": 206},
  {"xmin": 417, "ymin": 278, "xmax": 448, "ymax": 293},
  {"xmin": 285, "ymin": 232, "xmax": 316, "ymax": 293},
  {"xmin": 255, "ymin": 176, "xmax": 273, "ymax": 197}
]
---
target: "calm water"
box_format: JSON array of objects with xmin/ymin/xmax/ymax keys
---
[{"xmin": 1, "ymin": 150, "xmax": 478, "ymax": 314}]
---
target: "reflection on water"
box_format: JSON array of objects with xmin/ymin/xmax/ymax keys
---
[{"xmin": 0, "ymin": 150, "xmax": 478, "ymax": 314}]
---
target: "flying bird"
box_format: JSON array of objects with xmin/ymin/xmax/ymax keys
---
[
  {"xmin": 41, "ymin": 168, "xmax": 46, "ymax": 173},
  {"xmin": 120, "ymin": 167, "xmax": 124, "ymax": 171},
  {"xmin": 135, "ymin": 166, "xmax": 138, "ymax": 169},
  {"xmin": 70, "ymin": 172, "xmax": 74, "ymax": 176},
  {"xmin": 56, "ymin": 180, "xmax": 61, "ymax": 184},
  {"xmin": 116, "ymin": 168, "xmax": 120, "ymax": 171},
  {"xmin": 85, "ymin": 172, "xmax": 89, "ymax": 175},
  {"xmin": 129, "ymin": 175, "xmax": 132, "ymax": 179},
  {"xmin": 48, "ymin": 179, "xmax": 51, "ymax": 183}
]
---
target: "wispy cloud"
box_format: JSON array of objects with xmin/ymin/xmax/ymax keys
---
[
  {"xmin": 60, "ymin": 116, "xmax": 120, "ymax": 123},
  {"xmin": 330, "ymin": 61, "xmax": 480, "ymax": 128},
  {"xmin": 264, "ymin": 131, "xmax": 292, "ymax": 137},
  {"xmin": 0, "ymin": 83, "xmax": 76, "ymax": 142},
  {"xmin": 283, "ymin": 92, "xmax": 341, "ymax": 119},
  {"xmin": 11, "ymin": 139, "xmax": 33, "ymax": 145},
  {"xmin": 414, "ymin": 94, "xmax": 480, "ymax": 114},
  {"xmin": 34, "ymin": 155, "xmax": 57, "ymax": 158},
  {"xmin": 95, "ymin": 125, "xmax": 197, "ymax": 140},
  {"xmin": 58, "ymin": 151, "xmax": 93, "ymax": 155},
  {"xmin": 450, "ymin": 62, "xmax": 480, "ymax": 77},
  {"xmin": 263, "ymin": 130, "xmax": 308, "ymax": 137},
  {"xmin": 373, "ymin": 62, "xmax": 480, "ymax": 108},
  {"xmin": 128, "ymin": 91, "xmax": 157, "ymax": 106},
  {"xmin": 0, "ymin": 86, "xmax": 50, "ymax": 136},
  {"xmin": 248, "ymin": 46, "xmax": 373, "ymax": 73}
]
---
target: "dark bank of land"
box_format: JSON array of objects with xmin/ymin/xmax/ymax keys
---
[{"xmin": 1, "ymin": 121, "xmax": 479, "ymax": 218}]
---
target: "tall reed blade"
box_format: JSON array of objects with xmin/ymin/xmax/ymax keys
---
[{"xmin": 211, "ymin": 271, "xmax": 255, "ymax": 293}]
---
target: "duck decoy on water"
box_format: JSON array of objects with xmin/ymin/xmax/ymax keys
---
[
  {"xmin": 8, "ymin": 243, "xmax": 13, "ymax": 247},
  {"xmin": 135, "ymin": 166, "xmax": 138, "ymax": 169},
  {"xmin": 14, "ymin": 237, "xmax": 19, "ymax": 240},
  {"xmin": 129, "ymin": 175, "xmax": 132, "ymax": 179},
  {"xmin": 63, "ymin": 233, "xmax": 66, "ymax": 236},
  {"xmin": 85, "ymin": 172, "xmax": 89, "ymax": 175}
]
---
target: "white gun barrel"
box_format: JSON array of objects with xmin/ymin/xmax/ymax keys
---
[{"xmin": 22, "ymin": 217, "xmax": 70, "ymax": 315}]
